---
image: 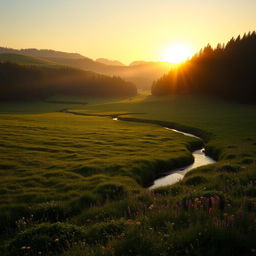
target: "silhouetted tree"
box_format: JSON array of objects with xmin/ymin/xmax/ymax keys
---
[{"xmin": 152, "ymin": 32, "xmax": 256, "ymax": 103}]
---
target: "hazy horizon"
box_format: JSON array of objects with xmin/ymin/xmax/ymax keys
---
[
  {"xmin": 0, "ymin": 46, "xmax": 174, "ymax": 66},
  {"xmin": 1, "ymin": 0, "xmax": 256, "ymax": 64}
]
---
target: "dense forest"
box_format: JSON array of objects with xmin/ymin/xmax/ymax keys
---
[
  {"xmin": 152, "ymin": 32, "xmax": 256, "ymax": 103},
  {"xmin": 0, "ymin": 63, "xmax": 137, "ymax": 101}
]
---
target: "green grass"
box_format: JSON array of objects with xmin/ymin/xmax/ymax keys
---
[
  {"xmin": 0, "ymin": 97, "xmax": 128, "ymax": 114},
  {"xmin": 0, "ymin": 111, "xmax": 199, "ymax": 247},
  {"xmin": 71, "ymin": 94, "xmax": 256, "ymax": 159},
  {"xmin": 1, "ymin": 95, "xmax": 256, "ymax": 255}
]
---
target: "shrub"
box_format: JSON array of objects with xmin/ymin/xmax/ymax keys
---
[
  {"xmin": 8, "ymin": 222, "xmax": 86, "ymax": 256},
  {"xmin": 32, "ymin": 201, "xmax": 67, "ymax": 223},
  {"xmin": 75, "ymin": 198, "xmax": 146, "ymax": 225},
  {"xmin": 153, "ymin": 185, "xmax": 183, "ymax": 196},
  {"xmin": 165, "ymin": 225, "xmax": 255, "ymax": 256},
  {"xmin": 113, "ymin": 227, "xmax": 160, "ymax": 256},
  {"xmin": 0, "ymin": 204, "xmax": 30, "ymax": 234},
  {"xmin": 241, "ymin": 158, "xmax": 254, "ymax": 164},
  {"xmin": 85, "ymin": 220, "xmax": 125, "ymax": 245},
  {"xmin": 184, "ymin": 175, "xmax": 208, "ymax": 186},
  {"xmin": 68, "ymin": 192, "xmax": 99, "ymax": 215},
  {"xmin": 218, "ymin": 164, "xmax": 241, "ymax": 173}
]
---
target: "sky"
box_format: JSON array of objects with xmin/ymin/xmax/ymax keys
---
[{"xmin": 0, "ymin": 0, "xmax": 256, "ymax": 64}]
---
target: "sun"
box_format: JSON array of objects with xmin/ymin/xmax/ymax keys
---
[{"xmin": 161, "ymin": 44, "xmax": 193, "ymax": 64}]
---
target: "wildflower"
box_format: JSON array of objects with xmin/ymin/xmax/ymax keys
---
[
  {"xmin": 26, "ymin": 246, "xmax": 31, "ymax": 250},
  {"xmin": 211, "ymin": 196, "xmax": 216, "ymax": 207},
  {"xmin": 214, "ymin": 196, "xmax": 221, "ymax": 208},
  {"xmin": 223, "ymin": 213, "xmax": 228, "ymax": 217},
  {"xmin": 20, "ymin": 246, "xmax": 27, "ymax": 250},
  {"xmin": 125, "ymin": 219, "xmax": 133, "ymax": 225},
  {"xmin": 54, "ymin": 238, "xmax": 59, "ymax": 242},
  {"xmin": 227, "ymin": 216, "xmax": 233, "ymax": 227},
  {"xmin": 127, "ymin": 206, "xmax": 131, "ymax": 215},
  {"xmin": 136, "ymin": 221, "xmax": 141, "ymax": 225},
  {"xmin": 205, "ymin": 197, "xmax": 210, "ymax": 208},
  {"xmin": 148, "ymin": 204, "xmax": 154, "ymax": 210}
]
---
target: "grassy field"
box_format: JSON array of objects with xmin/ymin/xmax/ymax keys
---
[
  {"xmin": 71, "ymin": 94, "xmax": 256, "ymax": 159},
  {"xmin": 1, "ymin": 95, "xmax": 256, "ymax": 255}
]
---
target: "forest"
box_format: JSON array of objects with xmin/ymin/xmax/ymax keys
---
[
  {"xmin": 0, "ymin": 63, "xmax": 137, "ymax": 101},
  {"xmin": 152, "ymin": 32, "xmax": 256, "ymax": 103}
]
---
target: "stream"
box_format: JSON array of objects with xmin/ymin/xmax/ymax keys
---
[
  {"xmin": 114, "ymin": 118, "xmax": 216, "ymax": 189},
  {"xmin": 149, "ymin": 148, "xmax": 215, "ymax": 189},
  {"xmin": 59, "ymin": 109, "xmax": 216, "ymax": 190}
]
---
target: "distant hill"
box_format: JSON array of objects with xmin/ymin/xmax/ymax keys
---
[
  {"xmin": 39, "ymin": 57, "xmax": 172, "ymax": 90},
  {"xmin": 152, "ymin": 32, "xmax": 256, "ymax": 103},
  {"xmin": 0, "ymin": 47, "xmax": 84, "ymax": 59},
  {"xmin": 0, "ymin": 53, "xmax": 59, "ymax": 66},
  {"xmin": 0, "ymin": 62, "xmax": 137, "ymax": 101},
  {"xmin": 0, "ymin": 47, "xmax": 172, "ymax": 90},
  {"xmin": 129, "ymin": 61, "xmax": 149, "ymax": 66},
  {"xmin": 96, "ymin": 58, "xmax": 124, "ymax": 66}
]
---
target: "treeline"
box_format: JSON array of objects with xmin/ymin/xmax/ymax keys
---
[
  {"xmin": 0, "ymin": 47, "xmax": 84, "ymax": 59},
  {"xmin": 152, "ymin": 32, "xmax": 256, "ymax": 103},
  {"xmin": 0, "ymin": 63, "xmax": 137, "ymax": 101}
]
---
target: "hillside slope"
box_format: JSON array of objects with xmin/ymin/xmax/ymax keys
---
[
  {"xmin": 0, "ymin": 47, "xmax": 172, "ymax": 90},
  {"xmin": 0, "ymin": 47, "xmax": 84, "ymax": 59},
  {"xmin": 41, "ymin": 57, "xmax": 172, "ymax": 90},
  {"xmin": 0, "ymin": 53, "xmax": 59, "ymax": 66}
]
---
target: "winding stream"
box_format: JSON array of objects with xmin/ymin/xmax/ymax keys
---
[
  {"xmin": 114, "ymin": 118, "xmax": 216, "ymax": 189},
  {"xmin": 59, "ymin": 109, "xmax": 216, "ymax": 189},
  {"xmin": 149, "ymin": 148, "xmax": 215, "ymax": 189},
  {"xmin": 148, "ymin": 127, "xmax": 216, "ymax": 189}
]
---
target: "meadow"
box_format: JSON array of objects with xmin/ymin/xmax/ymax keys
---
[
  {"xmin": 72, "ymin": 94, "xmax": 256, "ymax": 159},
  {"xmin": 0, "ymin": 95, "xmax": 256, "ymax": 255}
]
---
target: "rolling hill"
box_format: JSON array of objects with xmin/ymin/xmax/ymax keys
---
[
  {"xmin": 0, "ymin": 53, "xmax": 58, "ymax": 66},
  {"xmin": 96, "ymin": 58, "xmax": 125, "ymax": 66},
  {"xmin": 0, "ymin": 47, "xmax": 84, "ymax": 59},
  {"xmin": 0, "ymin": 47, "xmax": 172, "ymax": 90}
]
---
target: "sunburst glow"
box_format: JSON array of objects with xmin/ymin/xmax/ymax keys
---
[{"xmin": 161, "ymin": 44, "xmax": 193, "ymax": 64}]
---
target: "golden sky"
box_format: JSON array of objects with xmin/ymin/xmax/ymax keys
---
[{"xmin": 1, "ymin": 0, "xmax": 256, "ymax": 64}]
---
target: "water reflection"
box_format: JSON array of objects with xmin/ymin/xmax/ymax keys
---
[{"xmin": 149, "ymin": 149, "xmax": 216, "ymax": 189}]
